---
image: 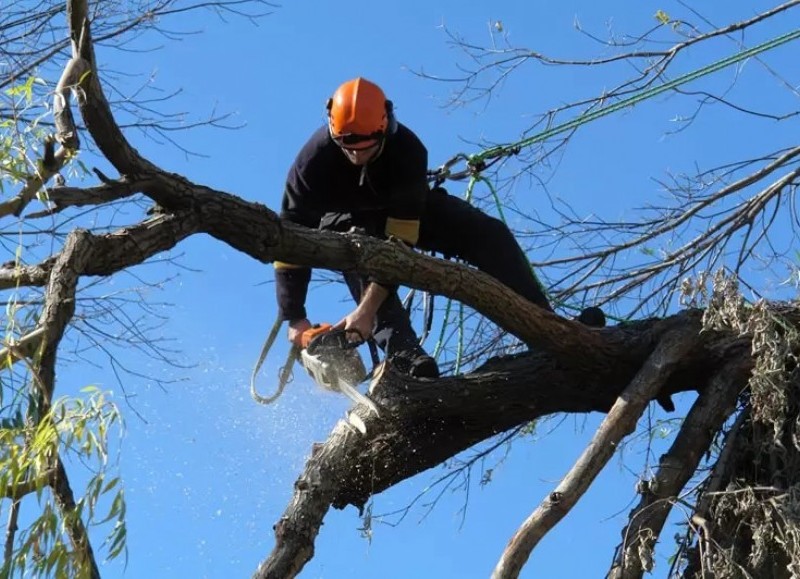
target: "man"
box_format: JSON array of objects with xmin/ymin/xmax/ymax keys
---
[{"xmin": 275, "ymin": 77, "xmax": 593, "ymax": 379}]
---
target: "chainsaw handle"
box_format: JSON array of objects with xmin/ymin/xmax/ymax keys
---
[
  {"xmin": 300, "ymin": 323, "xmax": 333, "ymax": 349},
  {"xmin": 301, "ymin": 324, "xmax": 366, "ymax": 350}
]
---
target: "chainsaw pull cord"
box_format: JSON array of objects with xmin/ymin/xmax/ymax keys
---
[
  {"xmin": 367, "ymin": 340, "xmax": 381, "ymax": 368},
  {"xmin": 250, "ymin": 318, "xmax": 298, "ymax": 405}
]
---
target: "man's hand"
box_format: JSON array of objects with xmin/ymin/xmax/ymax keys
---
[
  {"xmin": 333, "ymin": 308, "xmax": 376, "ymax": 344},
  {"xmin": 287, "ymin": 318, "xmax": 313, "ymax": 347},
  {"xmin": 333, "ymin": 282, "xmax": 388, "ymax": 344}
]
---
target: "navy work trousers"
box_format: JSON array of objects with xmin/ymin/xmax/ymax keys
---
[{"xmin": 322, "ymin": 188, "xmax": 552, "ymax": 356}]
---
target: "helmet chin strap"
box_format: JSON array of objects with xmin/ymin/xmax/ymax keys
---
[
  {"xmin": 372, "ymin": 138, "xmax": 386, "ymax": 160},
  {"xmin": 357, "ymin": 139, "xmax": 384, "ymax": 186}
]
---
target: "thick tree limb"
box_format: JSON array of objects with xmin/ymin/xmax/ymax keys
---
[
  {"xmin": 679, "ymin": 408, "xmax": 749, "ymax": 578},
  {"xmin": 50, "ymin": 458, "xmax": 100, "ymax": 579},
  {"xmin": 53, "ymin": 54, "xmax": 89, "ymax": 152},
  {"xmin": 2, "ymin": 182, "xmax": 611, "ymax": 361},
  {"xmin": 36, "ymin": 229, "xmax": 95, "ymax": 399},
  {"xmin": 607, "ymin": 357, "xmax": 748, "ymax": 579},
  {"xmin": 490, "ymin": 324, "xmax": 701, "ymax": 579},
  {"xmin": 252, "ymin": 312, "xmax": 760, "ymax": 578},
  {"xmin": 68, "ymin": 0, "xmax": 159, "ymax": 177},
  {"xmin": 28, "ymin": 228, "xmax": 106, "ymax": 577},
  {"xmin": 0, "ymin": 211, "xmax": 199, "ymax": 291},
  {"xmin": 25, "ymin": 175, "xmax": 152, "ymax": 217}
]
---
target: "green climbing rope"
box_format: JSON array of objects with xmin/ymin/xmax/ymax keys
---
[{"xmin": 431, "ymin": 28, "xmax": 800, "ymax": 178}]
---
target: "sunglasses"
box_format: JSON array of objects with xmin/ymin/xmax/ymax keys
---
[{"xmin": 333, "ymin": 132, "xmax": 384, "ymax": 150}]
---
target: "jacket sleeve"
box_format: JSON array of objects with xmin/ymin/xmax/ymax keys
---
[
  {"xmin": 274, "ymin": 263, "xmax": 312, "ymax": 321},
  {"xmin": 274, "ymin": 151, "xmax": 323, "ymax": 321}
]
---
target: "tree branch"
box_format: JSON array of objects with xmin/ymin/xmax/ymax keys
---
[
  {"xmin": 0, "ymin": 327, "xmax": 46, "ymax": 370},
  {"xmin": 25, "ymin": 175, "xmax": 154, "ymax": 217},
  {"xmin": 0, "ymin": 211, "xmax": 200, "ymax": 291},
  {"xmin": 2, "ymin": 501, "xmax": 20, "ymax": 572},
  {"xmin": 1, "ymin": 469, "xmax": 57, "ymax": 501},
  {"xmin": 67, "ymin": 0, "xmax": 159, "ymax": 176},
  {"xmin": 608, "ymin": 357, "xmax": 747, "ymax": 579},
  {"xmin": 30, "ymin": 228, "xmax": 105, "ymax": 577},
  {"xmin": 490, "ymin": 324, "xmax": 702, "ymax": 579},
  {"xmin": 50, "ymin": 458, "xmax": 100, "ymax": 579},
  {"xmin": 0, "ymin": 6, "xmax": 93, "ymax": 220},
  {"xmin": 251, "ymin": 310, "xmax": 762, "ymax": 578}
]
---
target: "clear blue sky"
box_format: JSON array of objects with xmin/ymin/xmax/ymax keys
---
[{"xmin": 44, "ymin": 1, "xmax": 800, "ymax": 577}]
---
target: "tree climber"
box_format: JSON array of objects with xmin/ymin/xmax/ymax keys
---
[{"xmin": 274, "ymin": 77, "xmax": 601, "ymax": 379}]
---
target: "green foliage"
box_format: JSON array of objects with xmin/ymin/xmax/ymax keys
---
[
  {"xmin": 0, "ymin": 388, "xmax": 128, "ymax": 577},
  {"xmin": 0, "ymin": 75, "xmax": 88, "ymax": 200},
  {"xmin": 1, "ymin": 77, "xmax": 49, "ymax": 192},
  {"xmin": 0, "ymin": 72, "xmax": 122, "ymax": 576},
  {"xmin": 654, "ymin": 10, "xmax": 670, "ymax": 25},
  {"xmin": 4, "ymin": 76, "xmax": 44, "ymax": 105}
]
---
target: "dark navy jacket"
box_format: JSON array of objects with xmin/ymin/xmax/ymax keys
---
[{"xmin": 275, "ymin": 123, "xmax": 429, "ymax": 321}]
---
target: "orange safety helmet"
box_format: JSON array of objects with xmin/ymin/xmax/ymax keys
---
[{"xmin": 327, "ymin": 78, "xmax": 395, "ymax": 148}]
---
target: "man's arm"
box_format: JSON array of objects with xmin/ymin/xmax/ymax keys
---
[
  {"xmin": 276, "ymin": 133, "xmax": 327, "ymax": 341},
  {"xmin": 334, "ymin": 282, "xmax": 389, "ymax": 342}
]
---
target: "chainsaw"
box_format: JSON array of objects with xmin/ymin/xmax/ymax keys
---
[
  {"xmin": 250, "ymin": 319, "xmax": 380, "ymax": 422},
  {"xmin": 299, "ymin": 323, "xmax": 379, "ymax": 415}
]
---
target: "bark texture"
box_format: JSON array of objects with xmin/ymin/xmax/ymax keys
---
[{"xmin": 253, "ymin": 310, "xmax": 755, "ymax": 578}]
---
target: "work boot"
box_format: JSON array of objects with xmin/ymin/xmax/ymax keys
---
[
  {"xmin": 389, "ymin": 345, "xmax": 440, "ymax": 379},
  {"xmin": 575, "ymin": 306, "xmax": 606, "ymax": 328}
]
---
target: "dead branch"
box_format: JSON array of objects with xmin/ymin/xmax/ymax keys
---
[
  {"xmin": 490, "ymin": 324, "xmax": 701, "ymax": 579},
  {"xmin": 608, "ymin": 357, "xmax": 747, "ymax": 579}
]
